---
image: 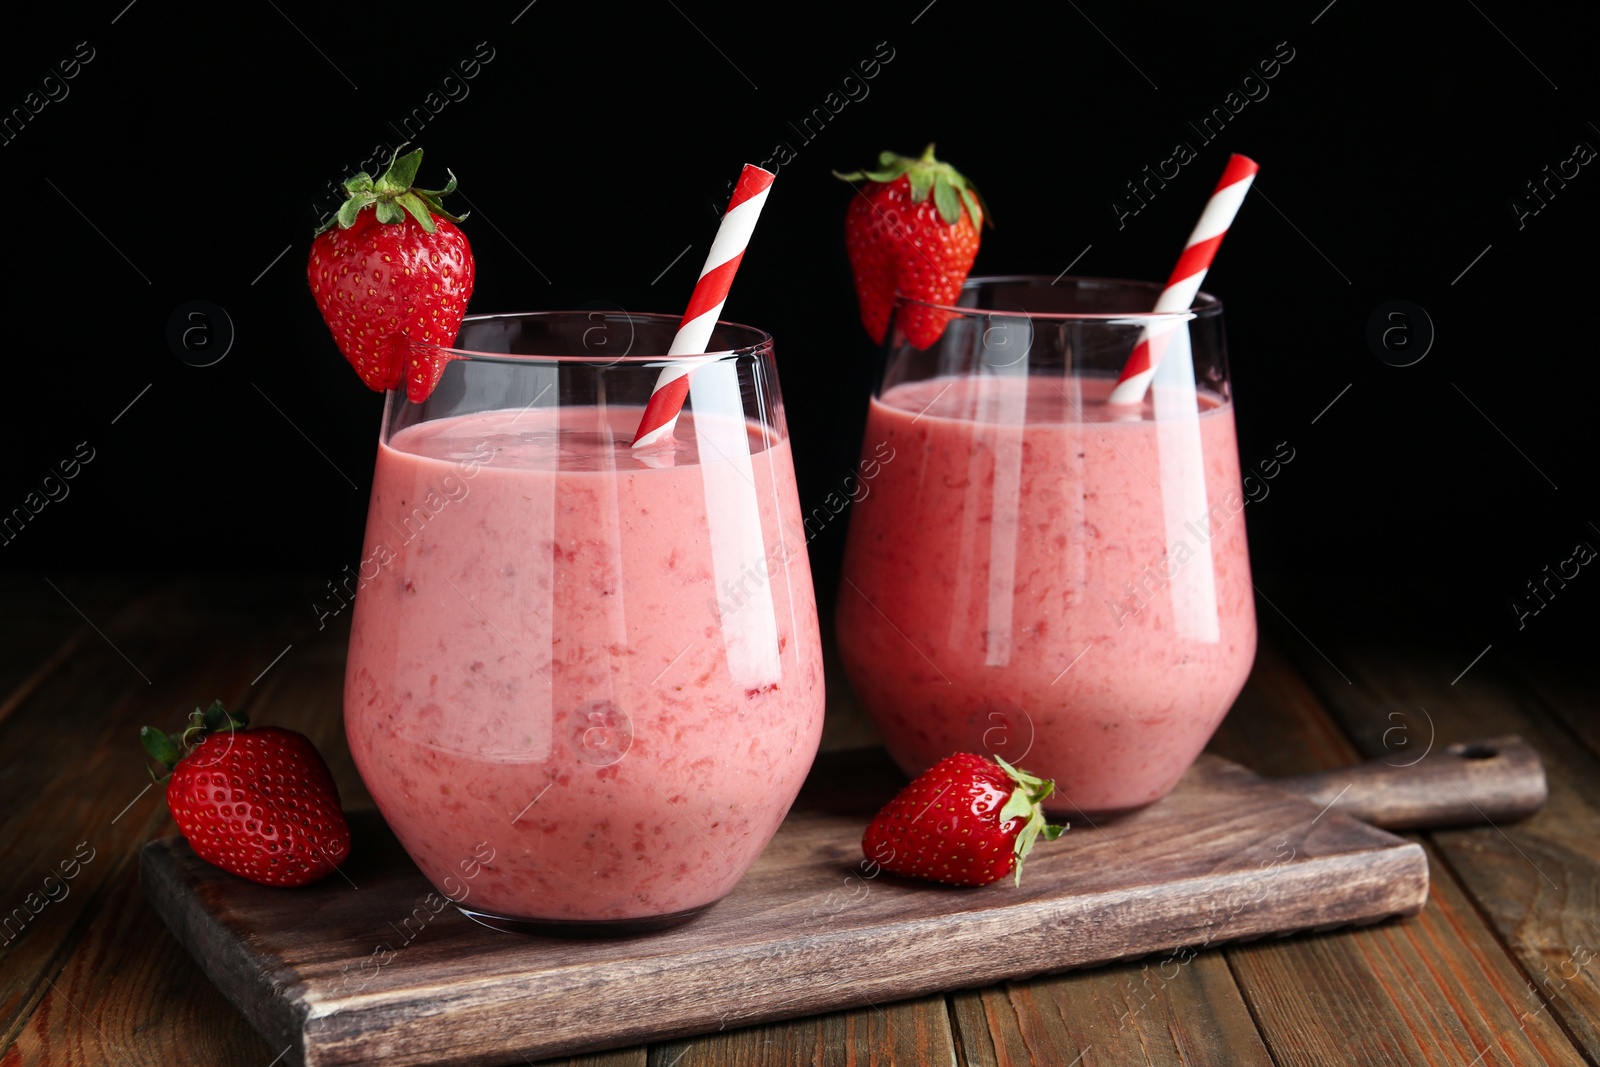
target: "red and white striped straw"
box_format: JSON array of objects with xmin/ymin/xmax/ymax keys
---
[
  {"xmin": 631, "ymin": 164, "xmax": 775, "ymax": 449},
  {"xmin": 1107, "ymin": 154, "xmax": 1259, "ymax": 405}
]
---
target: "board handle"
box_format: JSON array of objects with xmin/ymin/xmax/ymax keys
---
[{"xmin": 1274, "ymin": 735, "xmax": 1547, "ymax": 830}]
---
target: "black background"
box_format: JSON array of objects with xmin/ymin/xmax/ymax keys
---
[{"xmin": 2, "ymin": 0, "xmax": 1596, "ymax": 665}]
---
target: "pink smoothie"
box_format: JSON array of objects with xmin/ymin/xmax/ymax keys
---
[
  {"xmin": 345, "ymin": 404, "xmax": 824, "ymax": 923},
  {"xmin": 837, "ymin": 374, "xmax": 1256, "ymax": 814}
]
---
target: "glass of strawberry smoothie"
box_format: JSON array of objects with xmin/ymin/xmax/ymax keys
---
[
  {"xmin": 344, "ymin": 312, "xmax": 825, "ymax": 935},
  {"xmin": 836, "ymin": 277, "xmax": 1257, "ymax": 817}
]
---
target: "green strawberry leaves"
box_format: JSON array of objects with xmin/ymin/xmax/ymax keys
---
[
  {"xmin": 961, "ymin": 188, "xmax": 983, "ymax": 229},
  {"xmin": 139, "ymin": 727, "xmax": 179, "ymax": 772},
  {"xmin": 336, "ymin": 191, "xmax": 378, "ymax": 230},
  {"xmin": 374, "ymin": 147, "xmax": 423, "ymax": 194},
  {"xmin": 995, "ymin": 756, "xmax": 1069, "ymax": 886},
  {"xmin": 316, "ymin": 145, "xmax": 467, "ymax": 237},
  {"xmin": 397, "ymin": 192, "xmax": 437, "ymax": 230},
  {"xmin": 140, "ymin": 700, "xmax": 250, "ymax": 785},
  {"xmin": 834, "ymin": 143, "xmax": 987, "ymax": 229},
  {"xmin": 908, "ymin": 164, "xmax": 935, "ymax": 205},
  {"xmin": 932, "ymin": 177, "xmax": 961, "ymax": 228}
]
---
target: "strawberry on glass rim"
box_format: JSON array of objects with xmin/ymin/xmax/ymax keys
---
[
  {"xmin": 308, "ymin": 146, "xmax": 476, "ymax": 403},
  {"xmin": 836, "ymin": 144, "xmax": 986, "ymax": 350},
  {"xmin": 140, "ymin": 701, "xmax": 351, "ymax": 888},
  {"xmin": 863, "ymin": 753, "xmax": 1067, "ymax": 887}
]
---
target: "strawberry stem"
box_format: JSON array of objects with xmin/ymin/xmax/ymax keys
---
[
  {"xmin": 833, "ymin": 145, "xmax": 987, "ymax": 229},
  {"xmin": 139, "ymin": 727, "xmax": 179, "ymax": 781},
  {"xmin": 139, "ymin": 700, "xmax": 248, "ymax": 785},
  {"xmin": 315, "ymin": 145, "xmax": 466, "ymax": 237},
  {"xmin": 994, "ymin": 756, "xmax": 1069, "ymax": 886}
]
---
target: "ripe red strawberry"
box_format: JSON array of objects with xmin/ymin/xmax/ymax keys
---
[
  {"xmin": 140, "ymin": 702, "xmax": 350, "ymax": 888},
  {"xmin": 863, "ymin": 754, "xmax": 1066, "ymax": 887},
  {"xmin": 308, "ymin": 146, "xmax": 475, "ymax": 403},
  {"xmin": 836, "ymin": 145, "xmax": 985, "ymax": 350}
]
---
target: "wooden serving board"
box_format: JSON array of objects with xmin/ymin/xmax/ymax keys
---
[{"xmin": 137, "ymin": 745, "xmax": 1469, "ymax": 1067}]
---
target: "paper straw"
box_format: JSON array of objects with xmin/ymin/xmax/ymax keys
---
[
  {"xmin": 631, "ymin": 164, "xmax": 775, "ymax": 449},
  {"xmin": 1107, "ymin": 154, "xmax": 1258, "ymax": 405}
]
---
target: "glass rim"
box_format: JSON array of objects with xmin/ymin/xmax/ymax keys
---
[
  {"xmin": 421, "ymin": 310, "xmax": 775, "ymax": 365},
  {"xmin": 892, "ymin": 274, "xmax": 1224, "ymax": 322}
]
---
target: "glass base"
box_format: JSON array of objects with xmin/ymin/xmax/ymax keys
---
[{"xmin": 455, "ymin": 901, "xmax": 716, "ymax": 938}]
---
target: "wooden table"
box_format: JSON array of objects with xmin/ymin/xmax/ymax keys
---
[{"xmin": 2, "ymin": 575, "xmax": 1596, "ymax": 1066}]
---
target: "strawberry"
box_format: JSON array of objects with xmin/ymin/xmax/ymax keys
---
[
  {"xmin": 863, "ymin": 754, "xmax": 1066, "ymax": 887},
  {"xmin": 140, "ymin": 701, "xmax": 350, "ymax": 888},
  {"xmin": 836, "ymin": 144, "xmax": 985, "ymax": 350},
  {"xmin": 308, "ymin": 146, "xmax": 475, "ymax": 403}
]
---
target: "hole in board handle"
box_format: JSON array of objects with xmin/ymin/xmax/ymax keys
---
[{"xmin": 1450, "ymin": 742, "xmax": 1499, "ymax": 760}]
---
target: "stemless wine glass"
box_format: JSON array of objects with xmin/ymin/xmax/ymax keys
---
[
  {"xmin": 836, "ymin": 277, "xmax": 1257, "ymax": 816},
  {"xmin": 344, "ymin": 312, "xmax": 825, "ymax": 935}
]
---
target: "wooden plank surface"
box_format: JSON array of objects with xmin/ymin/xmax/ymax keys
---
[
  {"xmin": 937, "ymin": 636, "xmax": 1389, "ymax": 1067},
  {"xmin": 646, "ymin": 635, "xmax": 954, "ymax": 1067},
  {"xmin": 943, "ymin": 641, "xmax": 1336, "ymax": 1067},
  {"xmin": 945, "ymin": 635, "xmax": 1592, "ymax": 1067},
  {"xmin": 1220, "ymin": 638, "xmax": 1594, "ymax": 1067},
  {"xmin": 138, "ymin": 742, "xmax": 1425, "ymax": 1067},
  {"xmin": 1508, "ymin": 648, "xmax": 1600, "ymax": 765},
  {"xmin": 3, "ymin": 860, "xmax": 279, "ymax": 1067},
  {"xmin": 0, "ymin": 575, "xmax": 152, "ymax": 729},
  {"xmin": 0, "ymin": 577, "xmax": 310, "ymax": 1056},
  {"xmin": 2, "ymin": 577, "xmax": 1594, "ymax": 1067},
  {"xmin": 948, "ymin": 958, "xmax": 1277, "ymax": 1067},
  {"xmin": 649, "ymin": 995, "xmax": 959, "ymax": 1067},
  {"xmin": 1282, "ymin": 634, "xmax": 1600, "ymax": 1065}
]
